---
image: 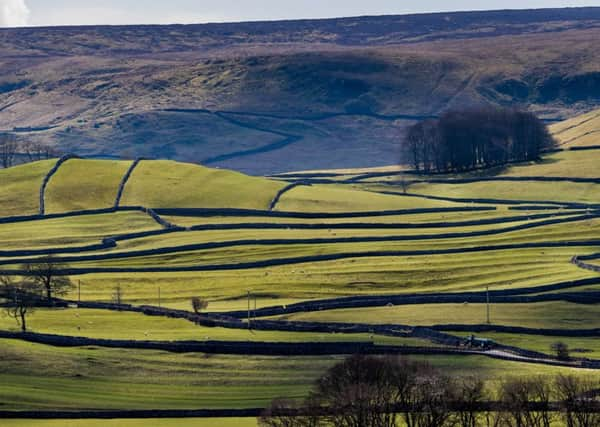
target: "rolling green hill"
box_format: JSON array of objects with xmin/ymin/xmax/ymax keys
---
[
  {"xmin": 0, "ymin": 158, "xmax": 287, "ymax": 217},
  {"xmin": 45, "ymin": 159, "xmax": 133, "ymax": 214},
  {"xmin": 120, "ymin": 160, "xmax": 285, "ymax": 210},
  {"xmin": 0, "ymin": 160, "xmax": 55, "ymax": 218},
  {"xmin": 550, "ymin": 108, "xmax": 600, "ymax": 148},
  {"xmin": 2, "ymin": 141, "xmax": 600, "ymax": 416}
]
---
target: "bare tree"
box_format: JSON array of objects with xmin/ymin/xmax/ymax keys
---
[
  {"xmin": 399, "ymin": 177, "xmax": 411, "ymax": 194},
  {"xmin": 455, "ymin": 376, "xmax": 487, "ymax": 427},
  {"xmin": 1, "ymin": 275, "xmax": 43, "ymax": 332},
  {"xmin": 498, "ymin": 377, "xmax": 553, "ymax": 427},
  {"xmin": 112, "ymin": 285, "xmax": 124, "ymax": 305},
  {"xmin": 551, "ymin": 342, "xmax": 570, "ymax": 361},
  {"xmin": 0, "ymin": 133, "xmax": 18, "ymax": 168},
  {"xmin": 555, "ymin": 374, "xmax": 600, "ymax": 427},
  {"xmin": 311, "ymin": 355, "xmax": 400, "ymax": 427},
  {"xmin": 259, "ymin": 398, "xmax": 319, "ymax": 427},
  {"xmin": 22, "ymin": 141, "xmax": 59, "ymax": 162},
  {"xmin": 191, "ymin": 296, "xmax": 209, "ymax": 314},
  {"xmin": 404, "ymin": 108, "xmax": 555, "ymax": 173},
  {"xmin": 23, "ymin": 257, "xmax": 73, "ymax": 301}
]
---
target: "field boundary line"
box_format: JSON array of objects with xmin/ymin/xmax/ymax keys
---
[{"xmin": 38, "ymin": 154, "xmax": 79, "ymax": 215}]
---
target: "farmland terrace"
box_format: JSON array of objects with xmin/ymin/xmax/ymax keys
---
[{"xmin": 1, "ymin": 110, "xmax": 600, "ymax": 424}]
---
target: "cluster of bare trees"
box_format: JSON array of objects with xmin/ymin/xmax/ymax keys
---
[
  {"xmin": 405, "ymin": 108, "xmax": 556, "ymax": 173},
  {"xmin": 0, "ymin": 257, "xmax": 73, "ymax": 331},
  {"xmin": 0, "ymin": 132, "xmax": 60, "ymax": 169},
  {"xmin": 260, "ymin": 355, "xmax": 600, "ymax": 427}
]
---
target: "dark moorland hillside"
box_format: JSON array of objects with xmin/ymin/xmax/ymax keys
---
[{"xmin": 3, "ymin": 8, "xmax": 600, "ymax": 174}]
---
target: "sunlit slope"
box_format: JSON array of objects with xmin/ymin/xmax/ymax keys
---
[
  {"xmin": 498, "ymin": 149, "xmax": 600, "ymax": 178},
  {"xmin": 0, "ymin": 159, "xmax": 56, "ymax": 218},
  {"xmin": 550, "ymin": 108, "xmax": 600, "ymax": 148},
  {"xmin": 275, "ymin": 184, "xmax": 463, "ymax": 212},
  {"xmin": 45, "ymin": 159, "xmax": 133, "ymax": 214},
  {"xmin": 120, "ymin": 160, "xmax": 285, "ymax": 210}
]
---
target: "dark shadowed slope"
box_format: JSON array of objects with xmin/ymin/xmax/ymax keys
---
[{"xmin": 3, "ymin": 8, "xmax": 600, "ymax": 174}]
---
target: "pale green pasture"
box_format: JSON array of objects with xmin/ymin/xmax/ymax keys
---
[
  {"xmin": 120, "ymin": 160, "xmax": 284, "ymax": 210},
  {"xmin": 0, "ymin": 160, "xmax": 55, "ymax": 218},
  {"xmin": 275, "ymin": 184, "xmax": 463, "ymax": 212},
  {"xmin": 407, "ymin": 181, "xmax": 600, "ymax": 204},
  {"xmin": 0, "ymin": 211, "xmax": 160, "ymax": 250},
  {"xmin": 57, "ymin": 247, "xmax": 596, "ymax": 305},
  {"xmin": 0, "ymin": 339, "xmax": 596, "ymax": 411},
  {"xmin": 274, "ymin": 302, "xmax": 600, "ymax": 330},
  {"xmin": 45, "ymin": 159, "xmax": 132, "ymax": 214},
  {"xmin": 0, "ymin": 308, "xmax": 430, "ymax": 346}
]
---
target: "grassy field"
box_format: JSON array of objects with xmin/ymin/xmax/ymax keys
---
[
  {"xmin": 0, "ymin": 159, "xmax": 55, "ymax": 217},
  {"xmin": 550, "ymin": 108, "xmax": 600, "ymax": 148},
  {"xmin": 1, "ymin": 339, "xmax": 596, "ymax": 411},
  {"xmin": 451, "ymin": 331, "xmax": 600, "ymax": 359},
  {"xmin": 45, "ymin": 159, "xmax": 132, "ymax": 214},
  {"xmin": 403, "ymin": 180, "xmax": 600, "ymax": 204},
  {"xmin": 275, "ymin": 184, "xmax": 462, "ymax": 212},
  {"xmin": 498, "ymin": 150, "xmax": 600, "ymax": 179},
  {"xmin": 120, "ymin": 160, "xmax": 285, "ymax": 210},
  {"xmin": 0, "ymin": 308, "xmax": 431, "ymax": 346},
  {"xmin": 0, "ymin": 211, "xmax": 160, "ymax": 250},
  {"xmin": 273, "ymin": 301, "xmax": 600, "ymax": 330},
  {"xmin": 1, "ymin": 129, "xmax": 600, "ymax": 416},
  {"xmin": 53, "ymin": 247, "xmax": 594, "ymax": 305}
]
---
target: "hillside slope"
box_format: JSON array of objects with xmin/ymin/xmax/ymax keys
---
[
  {"xmin": 4, "ymin": 8, "xmax": 600, "ymax": 174},
  {"xmin": 0, "ymin": 159, "xmax": 286, "ymax": 218},
  {"xmin": 550, "ymin": 108, "xmax": 600, "ymax": 148}
]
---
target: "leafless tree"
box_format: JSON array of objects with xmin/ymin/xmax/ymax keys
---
[
  {"xmin": 498, "ymin": 377, "xmax": 553, "ymax": 427},
  {"xmin": 23, "ymin": 257, "xmax": 73, "ymax": 301},
  {"xmin": 405, "ymin": 108, "xmax": 555, "ymax": 173},
  {"xmin": 313, "ymin": 354, "xmax": 399, "ymax": 427},
  {"xmin": 0, "ymin": 133, "xmax": 18, "ymax": 168},
  {"xmin": 551, "ymin": 342, "xmax": 570, "ymax": 361},
  {"xmin": 112, "ymin": 285, "xmax": 124, "ymax": 305},
  {"xmin": 555, "ymin": 374, "xmax": 600, "ymax": 427},
  {"xmin": 191, "ymin": 296, "xmax": 209, "ymax": 314},
  {"xmin": 22, "ymin": 141, "xmax": 59, "ymax": 162},
  {"xmin": 259, "ymin": 398, "xmax": 319, "ymax": 427},
  {"xmin": 399, "ymin": 177, "xmax": 411, "ymax": 194},
  {"xmin": 455, "ymin": 376, "xmax": 487, "ymax": 427},
  {"xmin": 1, "ymin": 275, "xmax": 43, "ymax": 332}
]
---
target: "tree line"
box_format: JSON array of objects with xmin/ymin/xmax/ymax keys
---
[
  {"xmin": 260, "ymin": 354, "xmax": 600, "ymax": 427},
  {"xmin": 0, "ymin": 133, "xmax": 60, "ymax": 169},
  {"xmin": 405, "ymin": 108, "xmax": 556, "ymax": 173}
]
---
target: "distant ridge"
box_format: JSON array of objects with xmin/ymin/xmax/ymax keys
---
[{"xmin": 4, "ymin": 7, "xmax": 600, "ymax": 174}]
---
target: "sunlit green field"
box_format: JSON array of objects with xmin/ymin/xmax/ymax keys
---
[
  {"xmin": 2, "ymin": 124, "xmax": 600, "ymax": 418},
  {"xmin": 0, "ymin": 159, "xmax": 55, "ymax": 217},
  {"xmin": 120, "ymin": 160, "xmax": 285, "ymax": 210},
  {"xmin": 0, "ymin": 308, "xmax": 431, "ymax": 346},
  {"xmin": 0, "ymin": 211, "xmax": 160, "ymax": 250},
  {"xmin": 273, "ymin": 301, "xmax": 600, "ymax": 330},
  {"xmin": 1, "ymin": 339, "xmax": 596, "ymax": 411},
  {"xmin": 45, "ymin": 159, "xmax": 132, "ymax": 213},
  {"xmin": 54, "ymin": 247, "xmax": 594, "ymax": 304}
]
